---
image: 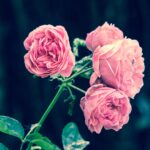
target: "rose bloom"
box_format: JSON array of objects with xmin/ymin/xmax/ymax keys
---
[
  {"xmin": 24, "ymin": 25, "xmax": 75, "ymax": 78},
  {"xmin": 85, "ymin": 22, "xmax": 123, "ymax": 51},
  {"xmin": 80, "ymin": 84, "xmax": 131, "ymax": 134},
  {"xmin": 92, "ymin": 39, "xmax": 145, "ymax": 98}
]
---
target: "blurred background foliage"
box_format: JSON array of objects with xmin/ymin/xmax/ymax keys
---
[{"xmin": 0, "ymin": 0, "xmax": 150, "ymax": 149}]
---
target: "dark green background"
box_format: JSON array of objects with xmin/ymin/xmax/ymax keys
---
[{"xmin": 0, "ymin": 0, "xmax": 150, "ymax": 149}]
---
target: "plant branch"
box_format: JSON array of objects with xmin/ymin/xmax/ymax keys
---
[
  {"xmin": 35, "ymin": 84, "xmax": 65, "ymax": 133},
  {"xmin": 65, "ymin": 63, "xmax": 92, "ymax": 82},
  {"xmin": 69, "ymin": 84, "xmax": 86, "ymax": 94},
  {"xmin": 67, "ymin": 87, "xmax": 76, "ymax": 100},
  {"xmin": 20, "ymin": 124, "xmax": 39, "ymax": 150}
]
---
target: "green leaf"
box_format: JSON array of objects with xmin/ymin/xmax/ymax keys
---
[
  {"xmin": 62, "ymin": 122, "xmax": 89, "ymax": 150},
  {"xmin": 0, "ymin": 143, "xmax": 9, "ymax": 150},
  {"xmin": 79, "ymin": 68, "xmax": 93, "ymax": 79},
  {"xmin": 75, "ymin": 55, "xmax": 92, "ymax": 67},
  {"xmin": 31, "ymin": 139, "xmax": 60, "ymax": 150},
  {"xmin": 74, "ymin": 66, "xmax": 93, "ymax": 79},
  {"xmin": 0, "ymin": 115, "xmax": 24, "ymax": 140},
  {"xmin": 27, "ymin": 133, "xmax": 61, "ymax": 150},
  {"xmin": 26, "ymin": 133, "xmax": 43, "ymax": 142},
  {"xmin": 74, "ymin": 55, "xmax": 93, "ymax": 79}
]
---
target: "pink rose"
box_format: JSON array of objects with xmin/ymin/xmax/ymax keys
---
[
  {"xmin": 85, "ymin": 22, "xmax": 123, "ymax": 51},
  {"xmin": 80, "ymin": 84, "xmax": 131, "ymax": 134},
  {"xmin": 24, "ymin": 25, "xmax": 75, "ymax": 78},
  {"xmin": 92, "ymin": 39, "xmax": 144, "ymax": 98},
  {"xmin": 89, "ymin": 72, "xmax": 101, "ymax": 85}
]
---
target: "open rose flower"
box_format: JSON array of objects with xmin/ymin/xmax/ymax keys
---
[
  {"xmin": 92, "ymin": 39, "xmax": 145, "ymax": 98},
  {"xmin": 85, "ymin": 22, "xmax": 123, "ymax": 51},
  {"xmin": 24, "ymin": 25, "xmax": 75, "ymax": 78},
  {"xmin": 80, "ymin": 84, "xmax": 131, "ymax": 134}
]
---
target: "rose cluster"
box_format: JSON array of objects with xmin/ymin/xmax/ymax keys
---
[
  {"xmin": 23, "ymin": 23, "xmax": 144, "ymax": 134},
  {"xmin": 80, "ymin": 22, "xmax": 145, "ymax": 133}
]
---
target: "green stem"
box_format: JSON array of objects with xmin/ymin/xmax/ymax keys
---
[
  {"xmin": 65, "ymin": 64, "xmax": 92, "ymax": 82},
  {"xmin": 21, "ymin": 84, "xmax": 65, "ymax": 150},
  {"xmin": 66, "ymin": 87, "xmax": 76, "ymax": 116},
  {"xmin": 20, "ymin": 124, "xmax": 39, "ymax": 150},
  {"xmin": 76, "ymin": 61, "xmax": 91, "ymax": 72},
  {"xmin": 69, "ymin": 67, "xmax": 92, "ymax": 81},
  {"xmin": 67, "ymin": 87, "xmax": 75, "ymax": 100},
  {"xmin": 35, "ymin": 84, "xmax": 65, "ymax": 132},
  {"xmin": 20, "ymin": 143, "xmax": 24, "ymax": 150},
  {"xmin": 69, "ymin": 84, "xmax": 86, "ymax": 94},
  {"xmin": 35, "ymin": 62, "xmax": 91, "ymax": 131},
  {"xmin": 27, "ymin": 142, "xmax": 32, "ymax": 150}
]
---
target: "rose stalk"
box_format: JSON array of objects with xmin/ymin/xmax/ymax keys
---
[{"xmin": 33, "ymin": 63, "xmax": 91, "ymax": 134}]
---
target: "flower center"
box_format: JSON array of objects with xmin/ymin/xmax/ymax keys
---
[{"xmin": 107, "ymin": 102, "xmax": 117, "ymax": 110}]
